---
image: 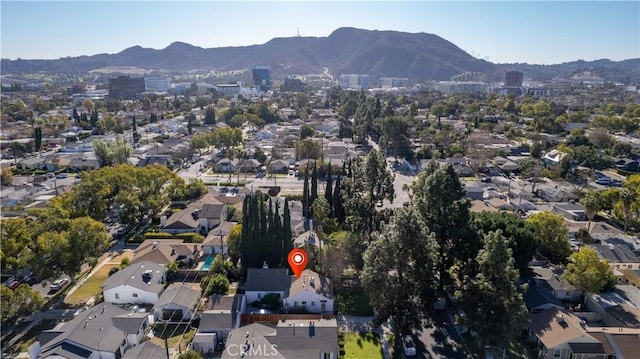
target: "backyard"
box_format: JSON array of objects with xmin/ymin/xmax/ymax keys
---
[
  {"xmin": 150, "ymin": 323, "xmax": 196, "ymax": 352},
  {"xmin": 341, "ymin": 332, "xmax": 383, "ymax": 359}
]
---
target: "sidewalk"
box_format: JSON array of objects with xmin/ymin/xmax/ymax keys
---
[{"xmin": 2, "ymin": 252, "xmax": 116, "ymax": 354}]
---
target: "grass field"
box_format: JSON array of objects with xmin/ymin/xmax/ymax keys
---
[
  {"xmin": 64, "ymin": 264, "xmax": 117, "ymax": 306},
  {"xmin": 343, "ymin": 332, "xmax": 383, "ymax": 359}
]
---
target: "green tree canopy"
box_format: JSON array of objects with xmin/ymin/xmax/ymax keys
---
[
  {"xmin": 526, "ymin": 211, "xmax": 571, "ymax": 264},
  {"xmin": 361, "ymin": 207, "xmax": 439, "ymax": 350},
  {"xmin": 562, "ymin": 247, "xmax": 616, "ymax": 294},
  {"xmin": 455, "ymin": 230, "xmax": 528, "ymax": 357}
]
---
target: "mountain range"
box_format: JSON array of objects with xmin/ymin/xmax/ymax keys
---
[{"xmin": 2, "ymin": 27, "xmax": 638, "ymax": 83}]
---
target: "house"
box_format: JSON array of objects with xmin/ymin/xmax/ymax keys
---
[
  {"xmin": 492, "ymin": 156, "xmax": 519, "ymax": 172},
  {"xmin": 528, "ymin": 307, "xmax": 640, "ymax": 359},
  {"xmin": 131, "ymin": 239, "xmax": 200, "ymax": 267},
  {"xmin": 464, "ymin": 185, "xmax": 485, "ymax": 200},
  {"xmin": 160, "ymin": 207, "xmax": 201, "ymax": 234},
  {"xmin": 102, "ymin": 261, "xmax": 166, "ymax": 305},
  {"xmin": 528, "ymin": 266, "xmax": 581, "ymax": 302},
  {"xmin": 283, "ymin": 269, "xmax": 333, "ymax": 313},
  {"xmin": 590, "ymin": 242, "xmax": 640, "ymax": 271},
  {"xmin": 542, "ymin": 149, "xmax": 568, "ymax": 168},
  {"xmin": 202, "ymin": 221, "xmax": 236, "ymax": 256},
  {"xmin": 121, "ymin": 340, "xmax": 165, "ymax": 359},
  {"xmin": 268, "ymin": 159, "xmax": 289, "ymax": 174},
  {"xmin": 469, "ymin": 200, "xmax": 499, "ymax": 213},
  {"xmin": 192, "ymin": 294, "xmax": 246, "ymax": 355},
  {"xmin": 438, "ymin": 158, "xmax": 473, "ymax": 176},
  {"xmin": 243, "ymin": 268, "xmax": 291, "ymax": 305},
  {"xmin": 538, "ymin": 188, "xmax": 578, "ymax": 203},
  {"xmin": 552, "ymin": 202, "xmax": 588, "ymax": 222},
  {"xmin": 68, "ymin": 157, "xmax": 100, "ymax": 171},
  {"xmin": 220, "ymin": 319, "xmax": 339, "ymax": 359},
  {"xmin": 524, "ymin": 285, "xmax": 564, "ymax": 313},
  {"xmin": 214, "ymin": 158, "xmax": 239, "ymax": 173},
  {"xmin": 19, "ymin": 156, "xmax": 46, "ymax": 170},
  {"xmin": 199, "ymin": 203, "xmax": 227, "ymax": 230},
  {"xmin": 239, "ymin": 158, "xmax": 261, "ymax": 173},
  {"xmin": 33, "ymin": 303, "xmax": 150, "ymax": 359},
  {"xmin": 585, "ymin": 292, "xmax": 640, "ymax": 328},
  {"xmin": 153, "ymin": 283, "xmax": 200, "ymax": 322}
]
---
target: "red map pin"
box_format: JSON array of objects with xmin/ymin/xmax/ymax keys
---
[{"xmin": 287, "ymin": 248, "xmax": 309, "ymax": 278}]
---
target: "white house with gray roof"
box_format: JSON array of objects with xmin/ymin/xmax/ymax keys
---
[
  {"xmin": 283, "ymin": 269, "xmax": 333, "ymax": 313},
  {"xmin": 33, "ymin": 303, "xmax": 150, "ymax": 359},
  {"xmin": 102, "ymin": 261, "xmax": 166, "ymax": 305},
  {"xmin": 152, "ymin": 283, "xmax": 200, "ymax": 322}
]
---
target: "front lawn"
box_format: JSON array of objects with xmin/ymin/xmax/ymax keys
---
[
  {"xmin": 342, "ymin": 332, "xmax": 383, "ymax": 359},
  {"xmin": 64, "ymin": 264, "xmax": 117, "ymax": 306}
]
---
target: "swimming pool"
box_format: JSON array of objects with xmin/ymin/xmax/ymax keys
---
[{"xmin": 202, "ymin": 256, "xmax": 214, "ymax": 271}]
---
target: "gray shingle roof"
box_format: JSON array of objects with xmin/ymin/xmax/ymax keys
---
[
  {"xmin": 289, "ymin": 269, "xmax": 333, "ymax": 299},
  {"xmin": 154, "ymin": 283, "xmax": 200, "ymax": 310},
  {"xmin": 244, "ymin": 268, "xmax": 291, "ymax": 293},
  {"xmin": 39, "ymin": 303, "xmax": 146, "ymax": 357},
  {"xmin": 102, "ymin": 261, "xmax": 165, "ymax": 293}
]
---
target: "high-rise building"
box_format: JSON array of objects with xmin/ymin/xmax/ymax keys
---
[
  {"xmin": 108, "ymin": 76, "xmax": 145, "ymax": 100},
  {"xmin": 450, "ymin": 72, "xmax": 487, "ymax": 83},
  {"xmin": 339, "ymin": 74, "xmax": 370, "ymax": 89},
  {"xmin": 379, "ymin": 77, "xmax": 409, "ymax": 88},
  {"xmin": 252, "ymin": 66, "xmax": 271, "ymax": 91},
  {"xmin": 504, "ymin": 71, "xmax": 524, "ymax": 87},
  {"xmin": 144, "ymin": 76, "xmax": 171, "ymax": 92}
]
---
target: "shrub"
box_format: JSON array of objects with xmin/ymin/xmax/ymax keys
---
[{"xmin": 108, "ymin": 267, "xmax": 119, "ymax": 276}]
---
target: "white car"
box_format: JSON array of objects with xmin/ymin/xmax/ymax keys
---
[
  {"xmin": 50, "ymin": 278, "xmax": 69, "ymax": 292},
  {"xmin": 376, "ymin": 200, "xmax": 384, "ymax": 207},
  {"xmin": 402, "ymin": 335, "xmax": 417, "ymax": 357}
]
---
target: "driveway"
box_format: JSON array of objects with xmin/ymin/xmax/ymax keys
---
[{"xmin": 413, "ymin": 310, "xmax": 470, "ymax": 359}]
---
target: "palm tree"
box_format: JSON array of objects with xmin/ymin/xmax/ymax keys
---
[
  {"xmin": 620, "ymin": 188, "xmax": 637, "ymax": 232},
  {"xmin": 580, "ymin": 191, "xmax": 601, "ymax": 233}
]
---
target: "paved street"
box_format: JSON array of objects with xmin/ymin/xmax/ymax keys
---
[{"xmin": 413, "ymin": 310, "xmax": 470, "ymax": 359}]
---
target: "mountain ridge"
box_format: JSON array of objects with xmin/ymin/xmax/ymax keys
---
[{"xmin": 1, "ymin": 27, "xmax": 638, "ymax": 82}]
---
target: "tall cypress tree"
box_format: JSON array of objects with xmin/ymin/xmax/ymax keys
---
[
  {"xmin": 324, "ymin": 161, "xmax": 333, "ymax": 216},
  {"xmin": 274, "ymin": 200, "xmax": 283, "ymax": 266},
  {"xmin": 33, "ymin": 127, "xmax": 42, "ymax": 152},
  {"xmin": 333, "ymin": 175, "xmax": 345, "ymax": 224},
  {"xmin": 258, "ymin": 195, "xmax": 268, "ymax": 268},
  {"xmin": 240, "ymin": 194, "xmax": 251, "ymax": 268},
  {"xmin": 282, "ymin": 198, "xmax": 293, "ymax": 267},
  {"xmin": 267, "ymin": 198, "xmax": 276, "ymax": 267},
  {"xmin": 303, "ymin": 164, "xmax": 310, "ymax": 218},
  {"xmin": 311, "ymin": 162, "xmax": 318, "ymax": 208}
]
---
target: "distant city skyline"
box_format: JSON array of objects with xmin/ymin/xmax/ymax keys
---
[{"xmin": 1, "ymin": 1, "xmax": 638, "ymax": 65}]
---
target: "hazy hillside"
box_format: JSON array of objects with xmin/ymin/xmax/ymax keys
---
[{"xmin": 1, "ymin": 27, "xmax": 637, "ymax": 82}]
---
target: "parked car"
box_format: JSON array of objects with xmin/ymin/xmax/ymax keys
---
[
  {"xmin": 49, "ymin": 278, "xmax": 69, "ymax": 292},
  {"xmin": 595, "ymin": 176, "xmax": 611, "ymax": 185},
  {"xmin": 56, "ymin": 173, "xmax": 68, "ymax": 179},
  {"xmin": 402, "ymin": 335, "xmax": 417, "ymax": 357},
  {"xmin": 7, "ymin": 279, "xmax": 20, "ymax": 290},
  {"xmin": 376, "ymin": 200, "xmax": 384, "ymax": 207},
  {"xmin": 480, "ymin": 176, "xmax": 492, "ymax": 183}
]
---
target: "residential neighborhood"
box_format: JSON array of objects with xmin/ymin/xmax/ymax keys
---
[{"xmin": 2, "ymin": 21, "xmax": 640, "ymax": 359}]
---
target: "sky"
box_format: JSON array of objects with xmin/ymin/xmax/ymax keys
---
[{"xmin": 1, "ymin": 1, "xmax": 638, "ymax": 65}]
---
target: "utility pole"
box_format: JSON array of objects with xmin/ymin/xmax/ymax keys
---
[{"xmin": 164, "ymin": 337, "xmax": 170, "ymax": 359}]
